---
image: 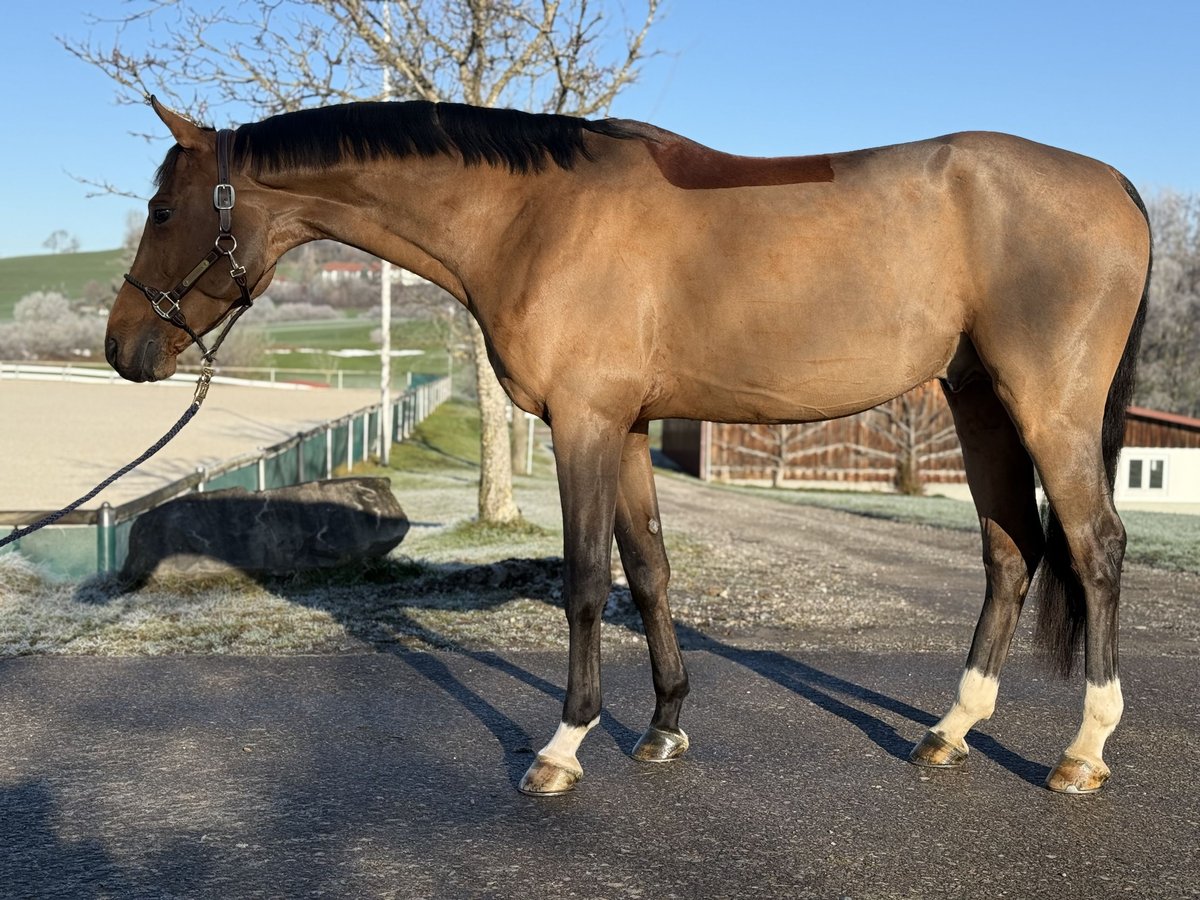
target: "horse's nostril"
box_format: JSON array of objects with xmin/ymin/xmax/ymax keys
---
[{"xmin": 104, "ymin": 336, "xmax": 119, "ymax": 367}]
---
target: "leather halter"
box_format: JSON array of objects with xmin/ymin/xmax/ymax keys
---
[{"xmin": 123, "ymin": 128, "xmax": 255, "ymax": 362}]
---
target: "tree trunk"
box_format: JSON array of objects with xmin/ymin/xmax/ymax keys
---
[
  {"xmin": 896, "ymin": 448, "xmax": 924, "ymax": 496},
  {"xmin": 470, "ymin": 320, "xmax": 522, "ymax": 523}
]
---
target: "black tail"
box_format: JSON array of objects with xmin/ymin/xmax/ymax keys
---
[{"xmin": 1032, "ymin": 174, "xmax": 1151, "ymax": 677}]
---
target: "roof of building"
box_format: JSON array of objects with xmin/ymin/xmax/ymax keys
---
[{"xmin": 1127, "ymin": 406, "xmax": 1200, "ymax": 433}]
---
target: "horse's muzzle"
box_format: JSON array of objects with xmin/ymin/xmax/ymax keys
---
[{"xmin": 105, "ymin": 333, "xmax": 176, "ymax": 383}]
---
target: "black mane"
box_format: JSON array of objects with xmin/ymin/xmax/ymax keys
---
[
  {"xmin": 156, "ymin": 102, "xmax": 639, "ymax": 188},
  {"xmin": 155, "ymin": 102, "xmax": 639, "ymax": 187}
]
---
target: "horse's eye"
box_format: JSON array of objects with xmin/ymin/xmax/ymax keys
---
[{"xmin": 152, "ymin": 208, "xmax": 173, "ymax": 226}]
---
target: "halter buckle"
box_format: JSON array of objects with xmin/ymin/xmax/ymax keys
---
[
  {"xmin": 213, "ymin": 183, "xmax": 235, "ymax": 210},
  {"xmin": 151, "ymin": 292, "xmax": 181, "ymax": 320}
]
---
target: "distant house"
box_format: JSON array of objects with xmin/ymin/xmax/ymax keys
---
[
  {"xmin": 1114, "ymin": 407, "xmax": 1200, "ymax": 507},
  {"xmin": 661, "ymin": 391, "xmax": 1200, "ymax": 509},
  {"xmin": 319, "ymin": 260, "xmax": 431, "ymax": 287},
  {"xmin": 319, "ymin": 261, "xmax": 379, "ymax": 282}
]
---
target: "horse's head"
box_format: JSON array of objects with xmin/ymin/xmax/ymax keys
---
[{"xmin": 106, "ymin": 97, "xmax": 276, "ymax": 381}]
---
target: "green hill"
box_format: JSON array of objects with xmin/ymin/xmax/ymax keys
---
[{"xmin": 0, "ymin": 249, "xmax": 126, "ymax": 318}]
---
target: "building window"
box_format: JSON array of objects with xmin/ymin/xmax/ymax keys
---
[
  {"xmin": 1127, "ymin": 457, "xmax": 1166, "ymax": 491},
  {"xmin": 1149, "ymin": 458, "xmax": 1165, "ymax": 489}
]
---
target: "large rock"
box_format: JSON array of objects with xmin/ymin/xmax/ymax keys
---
[{"xmin": 121, "ymin": 477, "xmax": 409, "ymax": 581}]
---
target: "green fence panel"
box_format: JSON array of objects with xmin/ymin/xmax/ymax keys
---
[
  {"xmin": 302, "ymin": 432, "xmax": 327, "ymax": 482},
  {"xmin": 331, "ymin": 422, "xmax": 350, "ymax": 474},
  {"xmin": 113, "ymin": 519, "xmax": 135, "ymax": 574},
  {"xmin": 368, "ymin": 410, "xmax": 379, "ymax": 458},
  {"xmin": 205, "ymin": 464, "xmax": 259, "ymax": 493},
  {"xmin": 264, "ymin": 446, "xmax": 297, "ymax": 490},
  {"xmin": 3, "ymin": 526, "xmax": 97, "ymax": 579}
]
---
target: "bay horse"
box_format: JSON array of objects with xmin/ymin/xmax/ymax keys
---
[{"xmin": 108, "ymin": 97, "xmax": 1150, "ymax": 797}]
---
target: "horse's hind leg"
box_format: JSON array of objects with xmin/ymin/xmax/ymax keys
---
[
  {"xmin": 1021, "ymin": 431, "xmax": 1126, "ymax": 793},
  {"xmin": 911, "ymin": 377, "xmax": 1044, "ymax": 767},
  {"xmin": 614, "ymin": 424, "xmax": 690, "ymax": 762}
]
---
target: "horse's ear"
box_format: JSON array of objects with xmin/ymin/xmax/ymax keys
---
[{"xmin": 149, "ymin": 95, "xmax": 207, "ymax": 151}]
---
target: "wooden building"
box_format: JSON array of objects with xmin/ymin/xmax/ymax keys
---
[{"xmin": 661, "ymin": 389, "xmax": 1200, "ymax": 506}]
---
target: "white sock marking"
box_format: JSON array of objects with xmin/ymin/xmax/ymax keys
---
[
  {"xmin": 1065, "ymin": 679, "xmax": 1123, "ymax": 765},
  {"xmin": 537, "ymin": 717, "xmax": 600, "ymax": 775},
  {"xmin": 931, "ymin": 669, "xmax": 1000, "ymax": 750}
]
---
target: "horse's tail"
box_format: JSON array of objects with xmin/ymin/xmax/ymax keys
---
[{"xmin": 1032, "ymin": 173, "xmax": 1151, "ymax": 677}]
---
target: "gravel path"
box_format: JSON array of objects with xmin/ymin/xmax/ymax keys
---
[{"xmin": 383, "ymin": 464, "xmax": 1200, "ymax": 659}]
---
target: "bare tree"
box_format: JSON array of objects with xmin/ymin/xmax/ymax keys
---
[
  {"xmin": 42, "ymin": 230, "xmax": 80, "ymax": 254},
  {"xmin": 1139, "ymin": 190, "xmax": 1200, "ymax": 418},
  {"xmin": 713, "ymin": 422, "xmax": 834, "ymax": 487},
  {"xmin": 849, "ymin": 385, "xmax": 962, "ymax": 495},
  {"xmin": 62, "ymin": 0, "xmax": 662, "ymax": 523}
]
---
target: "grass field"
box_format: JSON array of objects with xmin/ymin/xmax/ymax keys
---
[
  {"xmin": 0, "ymin": 249, "xmax": 126, "ymax": 316},
  {"xmin": 257, "ymin": 316, "xmax": 454, "ymax": 388}
]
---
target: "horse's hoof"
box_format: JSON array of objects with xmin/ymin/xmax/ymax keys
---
[
  {"xmin": 1045, "ymin": 754, "xmax": 1110, "ymax": 794},
  {"xmin": 518, "ymin": 754, "xmax": 582, "ymax": 796},
  {"xmin": 631, "ymin": 726, "xmax": 690, "ymax": 763},
  {"xmin": 909, "ymin": 730, "xmax": 968, "ymax": 768}
]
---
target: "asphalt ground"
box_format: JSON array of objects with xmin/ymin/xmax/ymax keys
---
[{"xmin": 2, "ymin": 647, "xmax": 1197, "ymax": 900}]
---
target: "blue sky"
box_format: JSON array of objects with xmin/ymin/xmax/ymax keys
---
[{"xmin": 1, "ymin": 1, "xmax": 1197, "ymax": 259}]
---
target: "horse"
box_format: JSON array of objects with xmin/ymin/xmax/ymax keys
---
[{"xmin": 108, "ymin": 96, "xmax": 1151, "ymax": 797}]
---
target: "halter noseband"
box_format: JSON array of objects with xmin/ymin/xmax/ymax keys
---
[{"xmin": 123, "ymin": 128, "xmax": 254, "ymax": 362}]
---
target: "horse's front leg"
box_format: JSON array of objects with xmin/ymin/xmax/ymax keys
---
[{"xmin": 519, "ymin": 409, "xmax": 627, "ymax": 796}]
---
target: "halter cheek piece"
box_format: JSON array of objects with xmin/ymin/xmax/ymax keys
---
[{"xmin": 123, "ymin": 128, "xmax": 254, "ymax": 363}]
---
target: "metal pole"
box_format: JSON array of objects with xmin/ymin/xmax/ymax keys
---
[
  {"xmin": 97, "ymin": 502, "xmax": 115, "ymax": 573},
  {"xmin": 325, "ymin": 425, "xmax": 333, "ymax": 478},
  {"xmin": 526, "ymin": 413, "xmax": 535, "ymax": 475}
]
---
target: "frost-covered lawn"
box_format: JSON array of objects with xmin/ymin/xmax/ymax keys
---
[{"xmin": 717, "ymin": 482, "xmax": 1200, "ymax": 574}]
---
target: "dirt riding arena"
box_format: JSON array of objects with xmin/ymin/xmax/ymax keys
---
[{"xmin": 0, "ymin": 377, "xmax": 378, "ymax": 511}]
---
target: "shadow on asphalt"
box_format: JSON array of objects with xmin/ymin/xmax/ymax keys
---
[{"xmin": 82, "ymin": 553, "xmax": 1047, "ymax": 790}]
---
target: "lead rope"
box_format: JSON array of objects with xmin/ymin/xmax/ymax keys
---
[{"xmin": 0, "ymin": 365, "xmax": 214, "ymax": 550}]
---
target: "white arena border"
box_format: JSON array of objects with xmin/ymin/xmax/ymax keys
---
[{"xmin": 0, "ymin": 363, "xmax": 320, "ymax": 391}]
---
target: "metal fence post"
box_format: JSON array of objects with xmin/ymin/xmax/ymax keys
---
[
  {"xmin": 296, "ymin": 437, "xmax": 305, "ymax": 484},
  {"xmin": 195, "ymin": 466, "xmax": 207, "ymax": 493},
  {"xmin": 325, "ymin": 425, "xmax": 333, "ymax": 478},
  {"xmin": 97, "ymin": 502, "xmax": 116, "ymax": 573},
  {"xmin": 257, "ymin": 456, "xmax": 266, "ymax": 492}
]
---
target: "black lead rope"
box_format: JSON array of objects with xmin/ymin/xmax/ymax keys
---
[{"xmin": 0, "ymin": 367, "xmax": 214, "ymax": 550}]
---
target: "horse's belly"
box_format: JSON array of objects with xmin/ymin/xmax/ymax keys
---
[{"xmin": 651, "ymin": 301, "xmax": 960, "ymax": 424}]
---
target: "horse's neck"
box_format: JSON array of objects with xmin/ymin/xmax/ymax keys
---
[{"xmin": 281, "ymin": 159, "xmax": 548, "ymax": 306}]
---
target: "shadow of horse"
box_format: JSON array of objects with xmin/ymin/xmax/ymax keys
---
[{"xmin": 81, "ymin": 552, "xmax": 1047, "ymax": 788}]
